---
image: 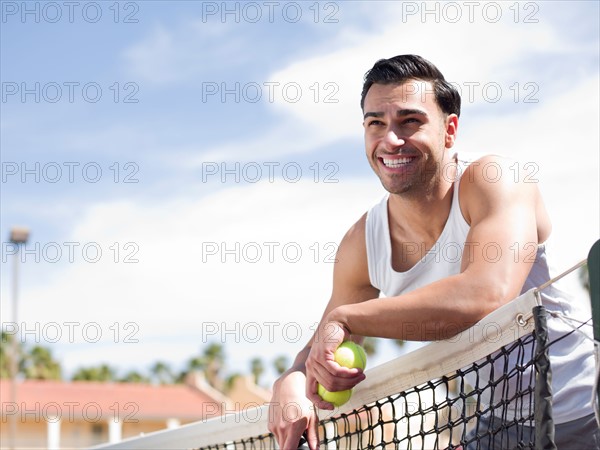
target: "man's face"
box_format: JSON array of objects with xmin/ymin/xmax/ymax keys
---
[{"xmin": 362, "ymin": 80, "xmax": 457, "ymax": 196}]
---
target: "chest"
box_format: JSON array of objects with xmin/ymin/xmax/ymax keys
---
[{"xmin": 389, "ymin": 229, "xmax": 443, "ymax": 273}]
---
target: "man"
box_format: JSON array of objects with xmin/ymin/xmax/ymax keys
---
[{"xmin": 268, "ymin": 55, "xmax": 597, "ymax": 449}]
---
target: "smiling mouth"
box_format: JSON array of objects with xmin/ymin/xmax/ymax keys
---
[{"xmin": 379, "ymin": 156, "xmax": 417, "ymax": 169}]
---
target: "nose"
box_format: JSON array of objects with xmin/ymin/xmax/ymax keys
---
[{"xmin": 382, "ymin": 130, "xmax": 405, "ymax": 151}]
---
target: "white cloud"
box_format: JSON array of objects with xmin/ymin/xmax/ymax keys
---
[
  {"xmin": 457, "ymin": 74, "xmax": 599, "ymax": 267},
  {"xmin": 193, "ymin": 3, "xmax": 582, "ymax": 163},
  {"xmin": 7, "ymin": 179, "xmax": 385, "ymax": 377},
  {"xmin": 122, "ymin": 20, "xmax": 249, "ymax": 85},
  {"xmin": 3, "ymin": 1, "xmax": 597, "ymax": 385},
  {"xmin": 265, "ymin": 18, "xmax": 567, "ymax": 135},
  {"xmin": 189, "ymin": 5, "xmax": 599, "ymax": 269},
  {"xmin": 186, "ymin": 119, "xmax": 345, "ymax": 165}
]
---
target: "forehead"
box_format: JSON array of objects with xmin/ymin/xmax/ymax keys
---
[{"xmin": 363, "ymin": 80, "xmax": 440, "ymax": 114}]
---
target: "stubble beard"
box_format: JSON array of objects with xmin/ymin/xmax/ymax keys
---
[{"xmin": 377, "ymin": 155, "xmax": 440, "ymax": 198}]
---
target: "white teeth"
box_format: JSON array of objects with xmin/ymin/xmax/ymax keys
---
[{"xmin": 382, "ymin": 157, "xmax": 413, "ymax": 168}]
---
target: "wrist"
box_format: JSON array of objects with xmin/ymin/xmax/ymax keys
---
[{"xmin": 326, "ymin": 307, "xmax": 351, "ymax": 339}]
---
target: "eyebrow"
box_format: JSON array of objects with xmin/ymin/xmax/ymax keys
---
[{"xmin": 363, "ymin": 108, "xmax": 428, "ymax": 120}]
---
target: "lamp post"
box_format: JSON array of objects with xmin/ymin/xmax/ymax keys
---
[{"xmin": 8, "ymin": 227, "xmax": 29, "ymax": 450}]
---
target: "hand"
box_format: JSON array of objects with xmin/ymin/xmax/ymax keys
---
[
  {"xmin": 268, "ymin": 371, "xmax": 319, "ymax": 450},
  {"xmin": 305, "ymin": 321, "xmax": 366, "ymax": 410}
]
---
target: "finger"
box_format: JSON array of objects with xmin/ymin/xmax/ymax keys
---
[
  {"xmin": 308, "ymin": 392, "xmax": 330, "ymax": 408},
  {"xmin": 305, "ymin": 376, "xmax": 338, "ymax": 407},
  {"xmin": 317, "ymin": 368, "xmax": 365, "ymax": 392},
  {"xmin": 305, "ymin": 417, "xmax": 320, "ymax": 450},
  {"xmin": 312, "ymin": 356, "xmax": 364, "ymax": 381},
  {"xmin": 314, "ymin": 398, "xmax": 334, "ymax": 410},
  {"xmin": 274, "ymin": 431, "xmax": 283, "ymax": 450},
  {"xmin": 308, "ymin": 359, "xmax": 350, "ymax": 387},
  {"xmin": 267, "ymin": 409, "xmax": 280, "ymax": 446},
  {"xmin": 323, "ymin": 359, "xmax": 365, "ymax": 378},
  {"xmin": 281, "ymin": 422, "xmax": 306, "ymax": 450},
  {"xmin": 273, "ymin": 423, "xmax": 289, "ymax": 450},
  {"xmin": 305, "ymin": 376, "xmax": 322, "ymax": 405},
  {"xmin": 324, "ymin": 374, "xmax": 366, "ymax": 392},
  {"xmin": 328, "ymin": 365, "xmax": 364, "ymax": 378}
]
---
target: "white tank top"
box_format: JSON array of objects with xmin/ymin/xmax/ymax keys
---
[{"xmin": 365, "ymin": 151, "xmax": 595, "ymax": 423}]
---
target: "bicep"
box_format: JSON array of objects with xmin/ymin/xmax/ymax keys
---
[{"xmin": 460, "ymin": 157, "xmax": 540, "ymax": 304}]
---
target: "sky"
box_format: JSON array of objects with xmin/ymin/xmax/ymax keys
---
[{"xmin": 1, "ymin": 1, "xmax": 599, "ymax": 389}]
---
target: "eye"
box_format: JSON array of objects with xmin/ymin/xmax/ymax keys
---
[
  {"xmin": 403, "ymin": 117, "xmax": 421, "ymax": 124},
  {"xmin": 367, "ymin": 119, "xmax": 385, "ymax": 127}
]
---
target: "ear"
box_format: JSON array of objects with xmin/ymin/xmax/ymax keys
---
[{"xmin": 444, "ymin": 114, "xmax": 459, "ymax": 149}]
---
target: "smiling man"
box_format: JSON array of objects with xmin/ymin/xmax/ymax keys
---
[{"xmin": 268, "ymin": 55, "xmax": 597, "ymax": 449}]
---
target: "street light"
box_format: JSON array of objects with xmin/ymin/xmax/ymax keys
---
[
  {"xmin": 10, "ymin": 228, "xmax": 30, "ymax": 244},
  {"xmin": 8, "ymin": 227, "xmax": 29, "ymax": 450},
  {"xmin": 9, "ymin": 227, "xmax": 29, "ymax": 327}
]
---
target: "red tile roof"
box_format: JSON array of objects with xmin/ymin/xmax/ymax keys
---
[{"xmin": 0, "ymin": 380, "xmax": 225, "ymax": 421}]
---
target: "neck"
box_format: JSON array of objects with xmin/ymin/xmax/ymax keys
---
[{"xmin": 387, "ymin": 156, "xmax": 457, "ymax": 239}]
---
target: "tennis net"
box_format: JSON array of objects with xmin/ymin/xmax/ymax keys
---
[{"xmin": 94, "ymin": 287, "xmax": 559, "ymax": 449}]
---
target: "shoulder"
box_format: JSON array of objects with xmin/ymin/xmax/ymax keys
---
[
  {"xmin": 459, "ymin": 154, "xmax": 540, "ymax": 223},
  {"xmin": 333, "ymin": 213, "xmax": 377, "ymax": 293},
  {"xmin": 460, "ymin": 154, "xmax": 520, "ymax": 185},
  {"xmin": 338, "ymin": 212, "xmax": 368, "ymax": 259}
]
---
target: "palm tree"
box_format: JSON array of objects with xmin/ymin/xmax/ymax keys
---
[
  {"xmin": 178, "ymin": 343, "xmax": 225, "ymax": 389},
  {"xmin": 177, "ymin": 355, "xmax": 205, "ymax": 383},
  {"xmin": 273, "ymin": 355, "xmax": 289, "ymax": 376},
  {"xmin": 187, "ymin": 356, "xmax": 205, "ymax": 371},
  {"xmin": 250, "ymin": 357, "xmax": 264, "ymax": 385},
  {"xmin": 150, "ymin": 361, "xmax": 174, "ymax": 385},
  {"xmin": 203, "ymin": 343, "xmax": 225, "ymax": 389},
  {"xmin": 120, "ymin": 370, "xmax": 149, "ymax": 383},
  {"xmin": 22, "ymin": 346, "xmax": 61, "ymax": 380},
  {"xmin": 72, "ymin": 364, "xmax": 116, "ymax": 382},
  {"xmin": 393, "ymin": 339, "xmax": 405, "ymax": 351},
  {"xmin": 1, "ymin": 335, "xmax": 63, "ymax": 380},
  {"xmin": 225, "ymin": 373, "xmax": 241, "ymax": 393},
  {"xmin": 0, "ymin": 331, "xmax": 18, "ymax": 379}
]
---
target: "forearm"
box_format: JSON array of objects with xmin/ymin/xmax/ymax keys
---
[
  {"xmin": 327, "ymin": 272, "xmax": 506, "ymax": 341},
  {"xmin": 286, "ymin": 346, "xmax": 311, "ymax": 375}
]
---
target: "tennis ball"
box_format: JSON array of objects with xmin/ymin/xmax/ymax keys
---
[
  {"xmin": 334, "ymin": 341, "xmax": 367, "ymax": 370},
  {"xmin": 317, "ymin": 342, "xmax": 367, "ymax": 407},
  {"xmin": 317, "ymin": 383, "xmax": 352, "ymax": 407}
]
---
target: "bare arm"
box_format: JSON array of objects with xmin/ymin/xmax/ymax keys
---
[
  {"xmin": 305, "ymin": 156, "xmax": 546, "ymax": 408},
  {"xmin": 268, "ymin": 214, "xmax": 379, "ymax": 448},
  {"xmin": 327, "ymin": 156, "xmax": 545, "ymax": 341}
]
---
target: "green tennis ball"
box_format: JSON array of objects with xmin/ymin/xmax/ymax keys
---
[
  {"xmin": 334, "ymin": 341, "xmax": 367, "ymax": 370},
  {"xmin": 317, "ymin": 383, "xmax": 353, "ymax": 407},
  {"xmin": 317, "ymin": 342, "xmax": 367, "ymax": 407}
]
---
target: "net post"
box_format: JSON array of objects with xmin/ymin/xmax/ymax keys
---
[
  {"xmin": 588, "ymin": 239, "xmax": 600, "ymax": 424},
  {"xmin": 589, "ymin": 240, "xmax": 600, "ymax": 341},
  {"xmin": 532, "ymin": 304, "xmax": 556, "ymax": 450}
]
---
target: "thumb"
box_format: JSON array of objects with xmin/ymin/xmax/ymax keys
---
[
  {"xmin": 305, "ymin": 423, "xmax": 320, "ymax": 450},
  {"xmin": 305, "ymin": 410, "xmax": 320, "ymax": 450}
]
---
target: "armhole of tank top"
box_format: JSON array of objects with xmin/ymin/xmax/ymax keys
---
[
  {"xmin": 366, "ymin": 195, "xmax": 391, "ymax": 291},
  {"xmin": 365, "ymin": 204, "xmax": 378, "ymax": 290},
  {"xmin": 454, "ymin": 163, "xmax": 471, "ymax": 231}
]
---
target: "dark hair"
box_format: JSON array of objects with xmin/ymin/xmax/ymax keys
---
[{"xmin": 360, "ymin": 54, "xmax": 461, "ymax": 117}]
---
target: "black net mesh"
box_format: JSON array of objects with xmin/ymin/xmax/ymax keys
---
[{"xmin": 198, "ymin": 331, "xmax": 538, "ymax": 450}]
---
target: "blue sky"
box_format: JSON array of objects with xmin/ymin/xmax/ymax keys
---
[{"xmin": 1, "ymin": 1, "xmax": 599, "ymax": 386}]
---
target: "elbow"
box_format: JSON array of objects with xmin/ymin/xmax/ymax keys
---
[
  {"xmin": 435, "ymin": 275, "xmax": 521, "ymax": 340},
  {"xmin": 470, "ymin": 280, "xmax": 514, "ymax": 320}
]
